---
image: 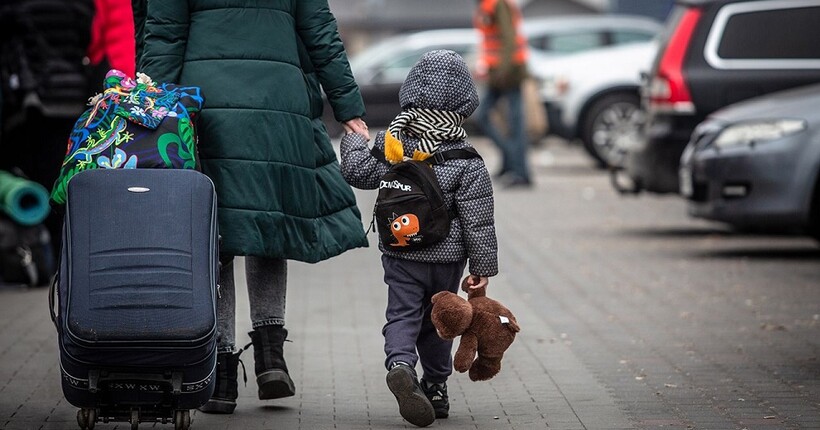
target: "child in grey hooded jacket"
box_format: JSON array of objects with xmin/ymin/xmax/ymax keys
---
[{"xmin": 340, "ymin": 50, "xmax": 498, "ymax": 427}]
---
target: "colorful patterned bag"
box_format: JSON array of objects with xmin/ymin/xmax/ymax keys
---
[{"xmin": 50, "ymin": 70, "xmax": 204, "ymax": 204}]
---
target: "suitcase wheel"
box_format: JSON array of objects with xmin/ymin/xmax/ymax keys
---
[
  {"xmin": 76, "ymin": 408, "xmax": 96, "ymax": 430},
  {"xmin": 174, "ymin": 409, "xmax": 191, "ymax": 430},
  {"xmin": 128, "ymin": 408, "xmax": 137, "ymax": 429}
]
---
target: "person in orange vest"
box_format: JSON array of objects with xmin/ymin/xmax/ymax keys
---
[{"xmin": 474, "ymin": 0, "xmax": 532, "ymax": 187}]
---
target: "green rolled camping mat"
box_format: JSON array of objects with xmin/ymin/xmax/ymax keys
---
[{"xmin": 0, "ymin": 170, "xmax": 50, "ymax": 226}]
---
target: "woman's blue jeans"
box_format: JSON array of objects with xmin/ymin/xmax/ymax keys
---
[{"xmin": 476, "ymin": 85, "xmax": 531, "ymax": 182}]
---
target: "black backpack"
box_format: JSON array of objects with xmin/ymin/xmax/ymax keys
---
[{"xmin": 371, "ymin": 146, "xmax": 481, "ymax": 251}]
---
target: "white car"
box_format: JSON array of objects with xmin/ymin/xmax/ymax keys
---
[
  {"xmin": 523, "ymin": 14, "xmax": 661, "ymax": 58},
  {"xmin": 327, "ymin": 16, "xmax": 662, "ymax": 139},
  {"xmin": 531, "ymin": 41, "xmax": 659, "ymax": 167}
]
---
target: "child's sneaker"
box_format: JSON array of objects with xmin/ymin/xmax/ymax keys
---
[
  {"xmin": 386, "ymin": 362, "xmax": 435, "ymax": 427},
  {"xmin": 421, "ymin": 379, "xmax": 449, "ymax": 419}
]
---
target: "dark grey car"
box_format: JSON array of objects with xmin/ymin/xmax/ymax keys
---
[
  {"xmin": 679, "ymin": 83, "xmax": 820, "ymax": 237},
  {"xmin": 618, "ymin": 0, "xmax": 820, "ymax": 195}
]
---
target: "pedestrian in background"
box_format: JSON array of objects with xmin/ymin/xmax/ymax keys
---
[
  {"xmin": 340, "ymin": 50, "xmax": 498, "ymax": 427},
  {"xmin": 474, "ymin": 0, "xmax": 532, "ymax": 188},
  {"xmin": 87, "ymin": 0, "xmax": 136, "ymax": 79},
  {"xmin": 0, "ymin": 0, "xmax": 97, "ymax": 255},
  {"xmin": 137, "ymin": 0, "xmax": 369, "ymax": 414}
]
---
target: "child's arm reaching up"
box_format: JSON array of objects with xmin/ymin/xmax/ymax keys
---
[{"xmin": 340, "ymin": 131, "xmax": 390, "ymax": 190}]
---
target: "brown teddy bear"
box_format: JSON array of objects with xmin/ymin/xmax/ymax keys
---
[{"xmin": 430, "ymin": 283, "xmax": 520, "ymax": 381}]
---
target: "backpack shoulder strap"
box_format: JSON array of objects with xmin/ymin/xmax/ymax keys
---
[
  {"xmin": 370, "ymin": 146, "xmax": 389, "ymax": 165},
  {"xmin": 370, "ymin": 146, "xmax": 482, "ymax": 165},
  {"xmin": 426, "ymin": 147, "xmax": 483, "ymax": 165}
]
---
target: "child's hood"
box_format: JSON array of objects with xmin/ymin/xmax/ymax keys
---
[{"xmin": 399, "ymin": 50, "xmax": 479, "ymax": 118}]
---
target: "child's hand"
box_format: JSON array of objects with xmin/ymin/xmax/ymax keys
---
[
  {"xmin": 343, "ymin": 117, "xmax": 370, "ymax": 140},
  {"xmin": 462, "ymin": 274, "xmax": 488, "ymax": 292}
]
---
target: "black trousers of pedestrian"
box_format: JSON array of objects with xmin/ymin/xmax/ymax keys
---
[
  {"xmin": 0, "ymin": 111, "xmax": 74, "ymax": 255},
  {"xmin": 382, "ymin": 254, "xmax": 466, "ymax": 384}
]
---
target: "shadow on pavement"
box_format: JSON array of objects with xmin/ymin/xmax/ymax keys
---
[
  {"xmin": 615, "ymin": 226, "xmax": 734, "ymax": 238},
  {"xmin": 694, "ymin": 247, "xmax": 820, "ymax": 260}
]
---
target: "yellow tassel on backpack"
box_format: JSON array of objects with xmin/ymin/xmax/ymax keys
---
[
  {"xmin": 385, "ymin": 128, "xmax": 432, "ymax": 163},
  {"xmin": 412, "ymin": 150, "xmax": 431, "ymax": 161}
]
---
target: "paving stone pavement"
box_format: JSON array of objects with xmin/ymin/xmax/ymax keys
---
[{"xmin": 1, "ymin": 137, "xmax": 818, "ymax": 430}]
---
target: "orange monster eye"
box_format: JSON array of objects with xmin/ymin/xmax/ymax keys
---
[
  {"xmin": 392, "ymin": 221, "xmax": 401, "ymax": 231},
  {"xmin": 401, "ymin": 216, "xmax": 410, "ymax": 225}
]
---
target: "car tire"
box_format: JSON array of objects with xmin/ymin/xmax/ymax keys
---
[
  {"xmin": 809, "ymin": 173, "xmax": 820, "ymax": 242},
  {"xmin": 580, "ymin": 92, "xmax": 644, "ymax": 169}
]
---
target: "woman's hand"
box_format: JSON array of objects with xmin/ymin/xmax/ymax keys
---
[
  {"xmin": 343, "ymin": 117, "xmax": 370, "ymax": 140},
  {"xmin": 462, "ymin": 274, "xmax": 489, "ymax": 291}
]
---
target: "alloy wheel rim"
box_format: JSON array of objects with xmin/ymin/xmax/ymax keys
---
[{"xmin": 591, "ymin": 102, "xmax": 645, "ymax": 167}]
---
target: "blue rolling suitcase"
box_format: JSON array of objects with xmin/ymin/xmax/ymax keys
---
[{"xmin": 50, "ymin": 169, "xmax": 218, "ymax": 430}]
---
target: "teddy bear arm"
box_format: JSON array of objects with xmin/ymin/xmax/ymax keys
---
[
  {"xmin": 506, "ymin": 315, "xmax": 521, "ymax": 333},
  {"xmin": 453, "ymin": 332, "xmax": 478, "ymax": 373},
  {"xmin": 468, "ymin": 355, "xmax": 503, "ymax": 381}
]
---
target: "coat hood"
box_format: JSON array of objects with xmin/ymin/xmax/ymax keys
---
[{"xmin": 399, "ymin": 50, "xmax": 479, "ymax": 118}]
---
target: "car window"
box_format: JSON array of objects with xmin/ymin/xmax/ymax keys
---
[
  {"xmin": 375, "ymin": 45, "xmax": 475, "ymax": 83},
  {"xmin": 377, "ymin": 51, "xmax": 426, "ymax": 83},
  {"xmin": 717, "ymin": 6, "xmax": 820, "ymax": 60},
  {"xmin": 704, "ymin": 3, "xmax": 820, "ymax": 69},
  {"xmin": 350, "ymin": 38, "xmax": 402, "ymax": 73},
  {"xmin": 528, "ymin": 36, "xmax": 549, "ymax": 51},
  {"xmin": 548, "ymin": 32, "xmax": 605, "ymax": 54},
  {"xmin": 611, "ymin": 30, "xmax": 655, "ymax": 45}
]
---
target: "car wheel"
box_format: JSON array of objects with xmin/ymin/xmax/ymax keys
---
[
  {"xmin": 580, "ymin": 92, "xmax": 645, "ymax": 169},
  {"xmin": 809, "ymin": 174, "xmax": 820, "ymax": 242}
]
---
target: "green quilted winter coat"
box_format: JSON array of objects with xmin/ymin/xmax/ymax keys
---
[{"xmin": 138, "ymin": 0, "xmax": 368, "ymax": 262}]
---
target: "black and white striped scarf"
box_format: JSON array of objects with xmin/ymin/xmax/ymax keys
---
[{"xmin": 387, "ymin": 108, "xmax": 467, "ymax": 160}]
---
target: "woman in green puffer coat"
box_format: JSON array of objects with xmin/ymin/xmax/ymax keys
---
[{"xmin": 136, "ymin": 0, "xmax": 370, "ymax": 413}]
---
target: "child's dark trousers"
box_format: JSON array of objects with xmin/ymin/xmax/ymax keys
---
[{"xmin": 382, "ymin": 255, "xmax": 466, "ymax": 383}]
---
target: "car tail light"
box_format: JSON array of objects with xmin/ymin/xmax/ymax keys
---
[{"xmin": 649, "ymin": 8, "xmax": 701, "ymax": 114}]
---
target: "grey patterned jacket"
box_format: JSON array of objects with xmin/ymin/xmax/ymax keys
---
[{"xmin": 340, "ymin": 50, "xmax": 498, "ymax": 277}]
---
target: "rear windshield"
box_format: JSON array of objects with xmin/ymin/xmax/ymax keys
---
[{"xmin": 717, "ymin": 6, "xmax": 820, "ymax": 60}]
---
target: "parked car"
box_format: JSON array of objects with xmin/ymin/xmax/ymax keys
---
[
  {"xmin": 523, "ymin": 14, "xmax": 662, "ymax": 58},
  {"xmin": 325, "ymin": 16, "xmax": 663, "ymax": 134},
  {"xmin": 615, "ymin": 0, "xmax": 820, "ymax": 194},
  {"xmin": 532, "ymin": 40, "xmax": 658, "ymax": 167},
  {"xmin": 679, "ymin": 83, "xmax": 820, "ymax": 238},
  {"xmin": 330, "ymin": 29, "xmax": 478, "ymax": 134}
]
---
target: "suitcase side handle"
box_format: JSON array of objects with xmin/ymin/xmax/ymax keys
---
[{"xmin": 49, "ymin": 274, "xmax": 59, "ymax": 333}]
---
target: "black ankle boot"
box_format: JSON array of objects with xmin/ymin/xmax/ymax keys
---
[
  {"xmin": 249, "ymin": 325, "xmax": 295, "ymax": 400},
  {"xmin": 198, "ymin": 350, "xmax": 246, "ymax": 414}
]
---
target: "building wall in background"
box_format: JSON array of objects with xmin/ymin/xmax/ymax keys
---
[
  {"xmin": 610, "ymin": 0, "xmax": 675, "ymax": 21},
  {"xmin": 521, "ymin": 0, "xmax": 597, "ymax": 17},
  {"xmin": 569, "ymin": 0, "xmax": 610, "ymax": 11}
]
